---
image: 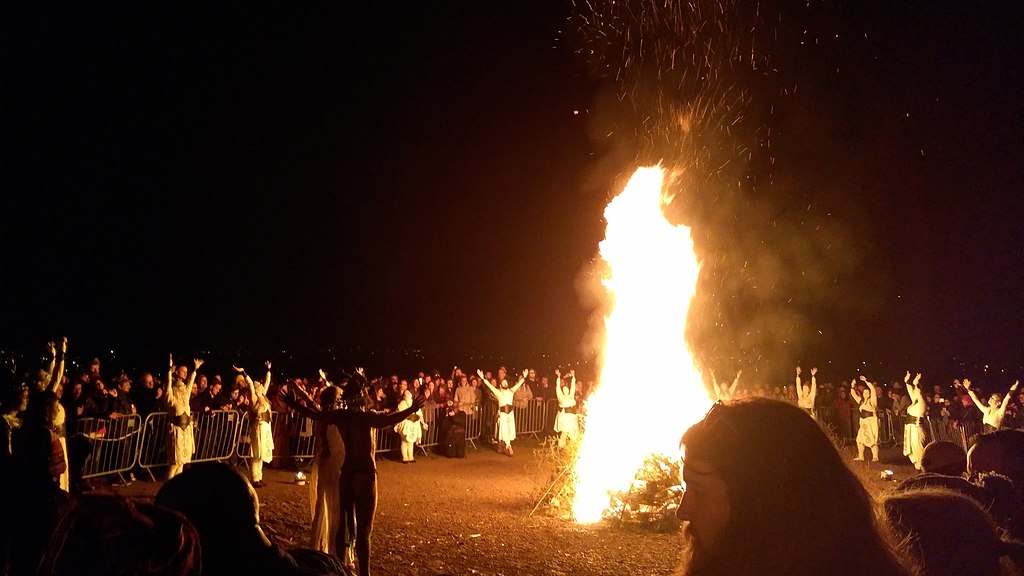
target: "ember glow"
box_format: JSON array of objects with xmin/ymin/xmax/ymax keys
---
[{"xmin": 572, "ymin": 165, "xmax": 713, "ymax": 523}]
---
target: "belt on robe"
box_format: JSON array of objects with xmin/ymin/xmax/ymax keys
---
[
  {"xmin": 498, "ymin": 405, "xmax": 513, "ymax": 414},
  {"xmin": 559, "ymin": 406, "xmax": 577, "ymax": 414},
  {"xmin": 172, "ymin": 414, "xmax": 192, "ymax": 428},
  {"xmin": 859, "ymin": 410, "xmax": 876, "ymax": 419},
  {"xmin": 904, "ymin": 416, "xmax": 921, "ymax": 425},
  {"xmin": 259, "ymin": 411, "xmax": 272, "ymax": 423}
]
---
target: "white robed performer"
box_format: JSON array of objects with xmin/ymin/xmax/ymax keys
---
[
  {"xmin": 964, "ymin": 378, "xmax": 1019, "ymax": 433},
  {"xmin": 234, "ymin": 362, "xmax": 275, "ymax": 487},
  {"xmin": 296, "ymin": 371, "xmax": 347, "ymax": 558},
  {"xmin": 394, "ymin": 389, "xmax": 426, "ymax": 463},
  {"xmin": 903, "ymin": 371, "xmax": 926, "ymax": 471},
  {"xmin": 796, "ymin": 366, "xmax": 817, "ymax": 419},
  {"xmin": 553, "ymin": 368, "xmax": 579, "ymax": 448},
  {"xmin": 479, "ymin": 369, "xmax": 526, "ymax": 456},
  {"xmin": 166, "ymin": 355, "xmax": 201, "ymax": 479},
  {"xmin": 851, "ymin": 375, "xmax": 879, "ymax": 462},
  {"xmin": 711, "ymin": 368, "xmax": 741, "ymax": 401}
]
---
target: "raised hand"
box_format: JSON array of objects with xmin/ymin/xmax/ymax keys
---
[
  {"xmin": 47, "ymin": 341, "xmax": 56, "ymax": 356},
  {"xmin": 905, "ymin": 371, "xmax": 911, "ymax": 384},
  {"xmin": 810, "ymin": 367, "xmax": 817, "ymax": 377},
  {"xmin": 193, "ymin": 358, "xmax": 204, "ymax": 370},
  {"xmin": 169, "ymin": 354, "xmax": 174, "ymax": 369},
  {"xmin": 554, "ymin": 368, "xmax": 561, "ymax": 378},
  {"xmin": 796, "ymin": 366, "xmax": 802, "ymax": 376},
  {"xmin": 521, "ymin": 370, "xmax": 528, "ymax": 380},
  {"xmin": 1012, "ymin": 380, "xmax": 1020, "ymax": 392},
  {"xmin": 477, "ymin": 369, "xmax": 485, "ymax": 379},
  {"xmin": 319, "ymin": 368, "xmax": 328, "ymax": 381},
  {"xmin": 859, "ymin": 375, "xmax": 868, "ymax": 383},
  {"xmin": 963, "ymin": 379, "xmax": 972, "ymax": 390},
  {"xmin": 60, "ymin": 337, "xmax": 68, "ymax": 354},
  {"xmin": 913, "ymin": 373, "xmax": 922, "ymax": 386},
  {"xmin": 231, "ymin": 365, "xmax": 245, "ymax": 374},
  {"xmin": 265, "ymin": 361, "xmax": 272, "ymax": 370},
  {"xmin": 569, "ymin": 369, "xmax": 576, "ymax": 378}
]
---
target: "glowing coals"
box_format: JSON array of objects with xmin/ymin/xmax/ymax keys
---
[{"xmin": 571, "ymin": 166, "xmax": 712, "ymax": 523}]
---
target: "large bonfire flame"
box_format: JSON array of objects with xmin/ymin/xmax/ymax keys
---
[{"xmin": 572, "ymin": 165, "xmax": 713, "ymax": 523}]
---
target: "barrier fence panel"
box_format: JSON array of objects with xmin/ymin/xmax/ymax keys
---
[
  {"xmin": 513, "ymin": 399, "xmax": 548, "ymax": 439},
  {"xmin": 138, "ymin": 412, "xmax": 171, "ymax": 481},
  {"xmin": 877, "ymin": 409, "xmax": 896, "ymax": 445},
  {"xmin": 289, "ymin": 413, "xmax": 317, "ymax": 461},
  {"xmin": 374, "ymin": 426, "xmax": 399, "ymax": 455},
  {"xmin": 958, "ymin": 419, "xmax": 983, "ymax": 454},
  {"xmin": 465, "ymin": 408, "xmax": 482, "ymax": 450},
  {"xmin": 80, "ymin": 414, "xmax": 142, "ymax": 482},
  {"xmin": 416, "ymin": 406, "xmax": 443, "ymax": 455},
  {"xmin": 190, "ymin": 410, "xmax": 242, "ymax": 464},
  {"xmin": 68, "ymin": 417, "xmax": 111, "ymax": 439}
]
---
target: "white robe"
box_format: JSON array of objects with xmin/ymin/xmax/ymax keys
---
[
  {"xmin": 310, "ymin": 424, "xmax": 345, "ymax": 555},
  {"xmin": 553, "ymin": 380, "xmax": 579, "ymax": 437},
  {"xmin": 394, "ymin": 397, "xmax": 424, "ymax": 444}
]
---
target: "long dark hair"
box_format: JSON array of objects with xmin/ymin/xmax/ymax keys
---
[
  {"xmin": 680, "ymin": 398, "xmax": 916, "ymax": 576},
  {"xmin": 38, "ymin": 493, "xmax": 201, "ymax": 575}
]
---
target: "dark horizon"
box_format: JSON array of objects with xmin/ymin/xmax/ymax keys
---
[{"xmin": 3, "ymin": 1, "xmax": 1022, "ymax": 386}]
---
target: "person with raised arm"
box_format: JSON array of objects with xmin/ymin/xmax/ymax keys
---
[
  {"xmin": 303, "ymin": 370, "xmax": 347, "ymax": 560},
  {"xmin": 851, "ymin": 374, "xmax": 880, "ymax": 462},
  {"xmin": 711, "ymin": 368, "xmax": 741, "ymax": 401},
  {"xmin": 553, "ymin": 368, "xmax": 579, "ymax": 448},
  {"xmin": 233, "ymin": 362, "xmax": 275, "ymax": 488},
  {"xmin": 35, "ymin": 338, "xmax": 71, "ymax": 491},
  {"xmin": 903, "ymin": 371, "xmax": 927, "ymax": 471},
  {"xmin": 478, "ymin": 368, "xmax": 526, "ymax": 456},
  {"xmin": 281, "ymin": 370, "xmax": 424, "ymax": 576},
  {"xmin": 795, "ymin": 366, "xmax": 817, "ymax": 419},
  {"xmin": 963, "ymin": 378, "xmax": 1019, "ymax": 432},
  {"xmin": 166, "ymin": 356, "xmax": 202, "ymax": 480}
]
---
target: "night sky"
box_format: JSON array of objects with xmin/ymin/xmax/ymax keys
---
[{"xmin": 2, "ymin": 2, "xmax": 1022, "ymax": 383}]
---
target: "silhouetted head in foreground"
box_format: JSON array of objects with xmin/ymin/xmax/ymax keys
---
[
  {"xmin": 881, "ymin": 487, "xmax": 1024, "ymax": 576},
  {"xmin": 38, "ymin": 493, "xmax": 201, "ymax": 576},
  {"xmin": 677, "ymin": 398, "xmax": 915, "ymax": 576}
]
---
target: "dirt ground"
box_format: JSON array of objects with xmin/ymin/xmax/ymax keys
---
[{"xmin": 113, "ymin": 439, "xmax": 914, "ymax": 575}]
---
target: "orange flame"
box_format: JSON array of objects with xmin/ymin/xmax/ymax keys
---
[{"xmin": 572, "ymin": 166, "xmax": 712, "ymax": 523}]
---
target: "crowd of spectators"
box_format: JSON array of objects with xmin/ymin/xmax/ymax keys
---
[{"xmin": 3, "ymin": 339, "xmax": 1024, "ymax": 575}]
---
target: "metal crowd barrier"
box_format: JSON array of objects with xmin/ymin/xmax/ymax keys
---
[
  {"xmin": 65, "ymin": 415, "xmax": 144, "ymax": 482},
  {"xmin": 513, "ymin": 398, "xmax": 550, "ymax": 440},
  {"xmin": 877, "ymin": 409, "xmax": 897, "ymax": 445},
  {"xmin": 958, "ymin": 419, "xmax": 983, "ymax": 453},
  {"xmin": 138, "ymin": 412, "xmax": 171, "ymax": 480},
  {"xmin": 191, "ymin": 410, "xmax": 243, "ymax": 464},
  {"xmin": 925, "ymin": 416, "xmax": 984, "ymax": 454},
  {"xmin": 375, "ymin": 426, "xmax": 399, "ymax": 454},
  {"xmin": 416, "ymin": 406, "xmax": 443, "ymax": 454},
  {"xmin": 289, "ymin": 411, "xmax": 317, "ymax": 460},
  {"xmin": 465, "ymin": 408, "xmax": 482, "ymax": 450}
]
